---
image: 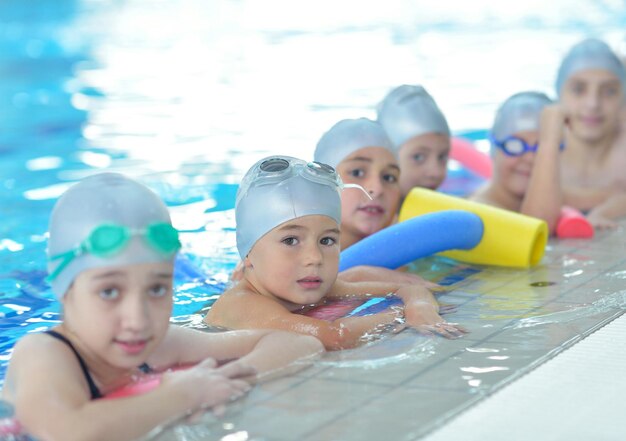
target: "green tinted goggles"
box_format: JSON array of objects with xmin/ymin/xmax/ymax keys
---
[{"xmin": 47, "ymin": 222, "xmax": 181, "ymax": 282}]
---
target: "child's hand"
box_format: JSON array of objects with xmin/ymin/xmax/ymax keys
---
[
  {"xmin": 404, "ymin": 300, "xmax": 468, "ymax": 339},
  {"xmin": 162, "ymin": 358, "xmax": 254, "ymax": 415},
  {"xmin": 541, "ymin": 104, "xmax": 568, "ymax": 136},
  {"xmin": 587, "ymin": 211, "xmax": 618, "ymax": 230}
]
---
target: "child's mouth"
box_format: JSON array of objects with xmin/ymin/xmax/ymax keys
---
[
  {"xmin": 115, "ymin": 338, "xmax": 149, "ymax": 355},
  {"xmin": 297, "ymin": 277, "xmax": 323, "ymax": 289},
  {"xmin": 358, "ymin": 204, "xmax": 384, "ymax": 216}
]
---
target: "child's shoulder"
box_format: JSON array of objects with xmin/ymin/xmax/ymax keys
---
[{"xmin": 205, "ymin": 282, "xmax": 290, "ymax": 328}]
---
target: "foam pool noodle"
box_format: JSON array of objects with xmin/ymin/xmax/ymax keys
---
[
  {"xmin": 339, "ymin": 210, "xmax": 484, "ymax": 271},
  {"xmin": 556, "ymin": 206, "xmax": 594, "ymax": 239},
  {"xmin": 399, "ymin": 188, "xmax": 548, "ymax": 268}
]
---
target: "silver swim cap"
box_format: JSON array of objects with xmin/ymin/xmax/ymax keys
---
[
  {"xmin": 314, "ymin": 118, "xmax": 395, "ymax": 168},
  {"xmin": 47, "ymin": 173, "xmax": 180, "ymax": 298},
  {"xmin": 236, "ymin": 156, "xmax": 344, "ymax": 259},
  {"xmin": 556, "ymin": 38, "xmax": 626, "ymax": 97},
  {"xmin": 491, "ymin": 91, "xmax": 553, "ymax": 144},
  {"xmin": 377, "ymin": 85, "xmax": 450, "ymax": 150}
]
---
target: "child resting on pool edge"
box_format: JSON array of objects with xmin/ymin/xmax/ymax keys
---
[
  {"xmin": 1, "ymin": 173, "xmax": 323, "ymax": 441},
  {"xmin": 314, "ymin": 117, "xmax": 439, "ymax": 288},
  {"xmin": 204, "ymin": 155, "xmax": 467, "ymax": 350},
  {"xmin": 470, "ymin": 91, "xmax": 564, "ymax": 233}
]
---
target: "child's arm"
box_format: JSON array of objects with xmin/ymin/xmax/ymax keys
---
[
  {"xmin": 151, "ymin": 326, "xmax": 324, "ymax": 383},
  {"xmin": 8, "ymin": 334, "xmax": 252, "ymax": 441},
  {"xmin": 206, "ymin": 288, "xmax": 411, "ymax": 350},
  {"xmin": 586, "ymin": 192, "xmax": 626, "ymax": 229},
  {"xmin": 520, "ymin": 104, "xmax": 565, "ymax": 233},
  {"xmin": 330, "ymin": 279, "xmax": 466, "ymax": 339},
  {"xmin": 338, "ymin": 265, "xmax": 440, "ymax": 289}
]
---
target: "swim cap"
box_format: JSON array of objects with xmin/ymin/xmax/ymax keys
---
[
  {"xmin": 491, "ymin": 91, "xmax": 553, "ymax": 146},
  {"xmin": 556, "ymin": 38, "xmax": 626, "ymax": 97},
  {"xmin": 236, "ymin": 156, "xmax": 343, "ymax": 258},
  {"xmin": 47, "ymin": 173, "xmax": 178, "ymax": 298},
  {"xmin": 377, "ymin": 85, "xmax": 450, "ymax": 150},
  {"xmin": 314, "ymin": 118, "xmax": 395, "ymax": 168}
]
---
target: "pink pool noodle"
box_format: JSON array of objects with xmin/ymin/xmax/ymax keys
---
[{"xmin": 556, "ymin": 206, "xmax": 594, "ymax": 238}]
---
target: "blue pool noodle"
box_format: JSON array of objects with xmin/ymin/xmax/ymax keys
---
[{"xmin": 339, "ymin": 210, "xmax": 484, "ymax": 271}]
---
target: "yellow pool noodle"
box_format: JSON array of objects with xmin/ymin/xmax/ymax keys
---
[{"xmin": 399, "ymin": 188, "xmax": 548, "ymax": 268}]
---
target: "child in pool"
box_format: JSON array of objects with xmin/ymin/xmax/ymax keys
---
[
  {"xmin": 1, "ymin": 173, "xmax": 323, "ymax": 441},
  {"xmin": 377, "ymin": 85, "xmax": 451, "ymax": 197},
  {"xmin": 554, "ymin": 38, "xmax": 626, "ymax": 228},
  {"xmin": 204, "ymin": 156, "xmax": 466, "ymax": 350},
  {"xmin": 314, "ymin": 117, "xmax": 438, "ymax": 288},
  {"xmin": 470, "ymin": 91, "xmax": 564, "ymax": 233}
]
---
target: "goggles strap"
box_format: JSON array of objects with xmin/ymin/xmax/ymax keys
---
[
  {"xmin": 343, "ymin": 183, "xmax": 372, "ymax": 200},
  {"xmin": 47, "ymin": 248, "xmax": 83, "ymax": 282}
]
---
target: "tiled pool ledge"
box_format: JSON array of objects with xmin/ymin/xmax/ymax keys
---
[{"xmin": 146, "ymin": 222, "xmax": 626, "ymax": 441}]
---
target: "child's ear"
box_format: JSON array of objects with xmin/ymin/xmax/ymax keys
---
[{"xmin": 243, "ymin": 256, "xmax": 253, "ymax": 269}]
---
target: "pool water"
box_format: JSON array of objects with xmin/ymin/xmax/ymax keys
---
[{"xmin": 1, "ymin": 0, "xmax": 626, "ymax": 438}]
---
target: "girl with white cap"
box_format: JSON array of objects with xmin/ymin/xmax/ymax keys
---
[
  {"xmin": 2, "ymin": 173, "xmax": 323, "ymax": 441},
  {"xmin": 555, "ymin": 38, "xmax": 626, "ymax": 228},
  {"xmin": 377, "ymin": 85, "xmax": 451, "ymax": 196},
  {"xmin": 314, "ymin": 117, "xmax": 438, "ymax": 287},
  {"xmin": 205, "ymin": 156, "xmax": 466, "ymax": 350}
]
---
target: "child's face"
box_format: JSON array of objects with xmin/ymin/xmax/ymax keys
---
[
  {"xmin": 397, "ymin": 132, "xmax": 450, "ymax": 196},
  {"xmin": 493, "ymin": 130, "xmax": 538, "ymax": 197},
  {"xmin": 62, "ymin": 261, "xmax": 174, "ymax": 369},
  {"xmin": 560, "ymin": 69, "xmax": 623, "ymax": 143},
  {"xmin": 245, "ymin": 215, "xmax": 340, "ymax": 306},
  {"xmin": 336, "ymin": 147, "xmax": 401, "ymax": 241}
]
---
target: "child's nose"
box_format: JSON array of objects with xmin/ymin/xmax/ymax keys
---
[
  {"xmin": 303, "ymin": 243, "xmax": 323, "ymax": 265},
  {"xmin": 366, "ymin": 177, "xmax": 384, "ymax": 197},
  {"xmin": 121, "ymin": 294, "xmax": 150, "ymax": 331}
]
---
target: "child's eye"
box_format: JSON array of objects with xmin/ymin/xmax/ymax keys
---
[
  {"xmin": 348, "ymin": 168, "xmax": 365, "ymax": 178},
  {"xmin": 383, "ymin": 173, "xmax": 398, "ymax": 183},
  {"xmin": 99, "ymin": 287, "xmax": 120, "ymax": 300},
  {"xmin": 439, "ymin": 153, "xmax": 449, "ymax": 163},
  {"xmin": 571, "ymin": 83, "xmax": 585, "ymax": 95},
  {"xmin": 149, "ymin": 284, "xmax": 169, "ymax": 298},
  {"xmin": 412, "ymin": 153, "xmax": 426, "ymax": 163},
  {"xmin": 602, "ymin": 86, "xmax": 620, "ymax": 97},
  {"xmin": 320, "ymin": 236, "xmax": 337, "ymax": 246},
  {"xmin": 282, "ymin": 236, "xmax": 299, "ymax": 246}
]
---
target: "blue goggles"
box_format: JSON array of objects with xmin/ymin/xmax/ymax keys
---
[{"xmin": 490, "ymin": 135, "xmax": 565, "ymax": 157}]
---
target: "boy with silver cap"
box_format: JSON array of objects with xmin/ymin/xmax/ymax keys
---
[
  {"xmin": 377, "ymin": 85, "xmax": 451, "ymax": 196},
  {"xmin": 470, "ymin": 92, "xmax": 564, "ymax": 233},
  {"xmin": 555, "ymin": 38, "xmax": 626, "ymax": 228},
  {"xmin": 2, "ymin": 172, "xmax": 323, "ymax": 441},
  {"xmin": 205, "ymin": 155, "xmax": 466, "ymax": 350}
]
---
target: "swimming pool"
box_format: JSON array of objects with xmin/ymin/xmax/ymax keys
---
[{"xmin": 1, "ymin": 0, "xmax": 626, "ymax": 438}]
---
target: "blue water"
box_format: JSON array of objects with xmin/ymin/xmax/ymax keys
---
[{"xmin": 1, "ymin": 0, "xmax": 626, "ymax": 387}]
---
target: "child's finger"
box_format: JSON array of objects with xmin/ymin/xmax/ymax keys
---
[
  {"xmin": 212, "ymin": 404, "xmax": 227, "ymax": 417},
  {"xmin": 438, "ymin": 304, "xmax": 458, "ymax": 314},
  {"xmin": 433, "ymin": 323, "xmax": 467, "ymax": 339},
  {"xmin": 196, "ymin": 357, "xmax": 219, "ymax": 370},
  {"xmin": 217, "ymin": 361, "xmax": 257, "ymax": 380}
]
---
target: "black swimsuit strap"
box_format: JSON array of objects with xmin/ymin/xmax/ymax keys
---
[{"xmin": 44, "ymin": 330, "xmax": 103, "ymax": 400}]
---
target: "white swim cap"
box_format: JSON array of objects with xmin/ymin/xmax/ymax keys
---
[
  {"xmin": 556, "ymin": 38, "xmax": 626, "ymax": 97},
  {"xmin": 236, "ymin": 156, "xmax": 344, "ymax": 259},
  {"xmin": 314, "ymin": 118, "xmax": 395, "ymax": 168},
  {"xmin": 47, "ymin": 173, "xmax": 180, "ymax": 298},
  {"xmin": 491, "ymin": 91, "xmax": 553, "ymax": 145},
  {"xmin": 377, "ymin": 85, "xmax": 450, "ymax": 150}
]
